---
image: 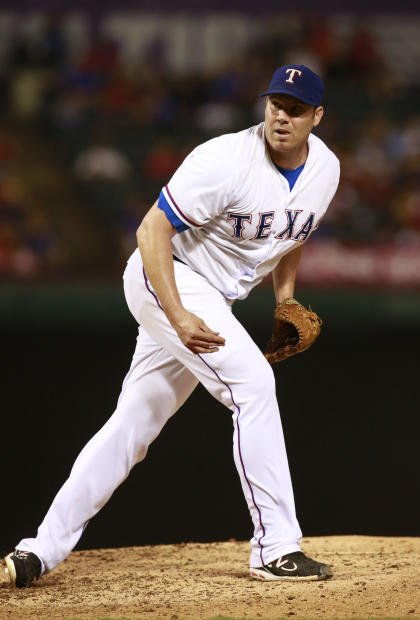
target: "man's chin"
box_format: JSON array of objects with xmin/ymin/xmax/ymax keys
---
[
  {"xmin": 272, "ymin": 141, "xmax": 294, "ymax": 152},
  {"xmin": 265, "ymin": 134, "xmax": 297, "ymax": 157}
]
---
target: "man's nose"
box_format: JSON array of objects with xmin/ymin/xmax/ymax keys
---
[{"xmin": 276, "ymin": 109, "xmax": 290, "ymax": 122}]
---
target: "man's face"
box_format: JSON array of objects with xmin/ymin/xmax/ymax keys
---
[{"xmin": 264, "ymin": 94, "xmax": 323, "ymax": 161}]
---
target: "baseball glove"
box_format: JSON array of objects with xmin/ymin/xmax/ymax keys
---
[{"xmin": 265, "ymin": 298, "xmax": 322, "ymax": 364}]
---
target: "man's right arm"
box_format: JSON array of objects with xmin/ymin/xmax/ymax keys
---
[{"xmin": 136, "ymin": 203, "xmax": 225, "ymax": 355}]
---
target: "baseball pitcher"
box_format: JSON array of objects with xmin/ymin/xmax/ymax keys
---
[{"xmin": 5, "ymin": 65, "xmax": 339, "ymax": 587}]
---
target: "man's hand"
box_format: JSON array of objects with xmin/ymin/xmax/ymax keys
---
[{"xmin": 171, "ymin": 309, "xmax": 225, "ymax": 355}]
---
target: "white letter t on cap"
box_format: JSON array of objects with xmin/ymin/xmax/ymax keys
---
[{"xmin": 285, "ymin": 68, "xmax": 303, "ymax": 84}]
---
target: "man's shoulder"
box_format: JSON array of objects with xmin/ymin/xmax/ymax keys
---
[
  {"xmin": 193, "ymin": 123, "xmax": 265, "ymax": 166},
  {"xmin": 308, "ymin": 133, "xmax": 340, "ymax": 172}
]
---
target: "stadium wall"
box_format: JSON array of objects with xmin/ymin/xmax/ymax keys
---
[{"xmin": 2, "ymin": 287, "xmax": 419, "ymax": 554}]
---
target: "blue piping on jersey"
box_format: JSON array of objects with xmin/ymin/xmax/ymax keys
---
[
  {"xmin": 143, "ymin": 267, "xmax": 163, "ymax": 310},
  {"xmin": 197, "ymin": 353, "xmax": 268, "ymax": 566}
]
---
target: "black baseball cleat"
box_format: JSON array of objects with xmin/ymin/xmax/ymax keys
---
[
  {"xmin": 250, "ymin": 550, "xmax": 333, "ymax": 581},
  {"xmin": 4, "ymin": 550, "xmax": 42, "ymax": 588}
]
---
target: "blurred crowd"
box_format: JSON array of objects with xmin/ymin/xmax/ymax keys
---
[
  {"xmin": 0, "ymin": 132, "xmax": 62, "ymax": 277},
  {"xmin": 0, "ymin": 12, "xmax": 419, "ymax": 279}
]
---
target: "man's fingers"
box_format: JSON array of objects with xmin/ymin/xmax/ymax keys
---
[
  {"xmin": 185, "ymin": 333, "xmax": 224, "ymax": 354},
  {"xmin": 197, "ymin": 327, "xmax": 225, "ymax": 345},
  {"xmin": 188, "ymin": 344, "xmax": 220, "ymax": 354},
  {"xmin": 192, "ymin": 337, "xmax": 225, "ymax": 348},
  {"xmin": 189, "ymin": 337, "xmax": 223, "ymax": 349},
  {"xmin": 174, "ymin": 312, "xmax": 225, "ymax": 351}
]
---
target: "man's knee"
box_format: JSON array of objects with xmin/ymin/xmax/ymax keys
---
[
  {"xmin": 226, "ymin": 356, "xmax": 276, "ymax": 410},
  {"xmin": 248, "ymin": 359, "xmax": 276, "ymax": 403}
]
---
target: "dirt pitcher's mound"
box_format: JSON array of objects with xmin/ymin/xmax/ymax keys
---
[{"xmin": 1, "ymin": 536, "xmax": 419, "ymax": 620}]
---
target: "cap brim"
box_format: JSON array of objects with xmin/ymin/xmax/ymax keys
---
[{"xmin": 259, "ymin": 88, "xmax": 317, "ymax": 106}]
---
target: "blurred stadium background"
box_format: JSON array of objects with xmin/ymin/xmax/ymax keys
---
[
  {"xmin": 2, "ymin": 1, "xmax": 420, "ymax": 551},
  {"xmin": 0, "ymin": 3, "xmax": 419, "ymax": 287}
]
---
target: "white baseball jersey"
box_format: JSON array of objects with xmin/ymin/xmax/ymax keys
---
[{"xmin": 160, "ymin": 122, "xmax": 339, "ymax": 300}]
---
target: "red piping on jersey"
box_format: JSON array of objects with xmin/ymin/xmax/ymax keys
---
[{"xmin": 166, "ymin": 185, "xmax": 204, "ymax": 228}]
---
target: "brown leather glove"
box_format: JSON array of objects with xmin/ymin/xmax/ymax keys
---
[{"xmin": 265, "ymin": 298, "xmax": 323, "ymax": 364}]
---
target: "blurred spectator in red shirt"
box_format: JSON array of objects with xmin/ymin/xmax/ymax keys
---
[{"xmin": 141, "ymin": 138, "xmax": 183, "ymax": 181}]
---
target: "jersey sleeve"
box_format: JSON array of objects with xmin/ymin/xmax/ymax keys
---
[
  {"xmin": 157, "ymin": 189, "xmax": 189, "ymax": 233},
  {"xmin": 323, "ymin": 156, "xmax": 340, "ymax": 212},
  {"xmin": 163, "ymin": 140, "xmax": 235, "ymax": 229},
  {"xmin": 312, "ymin": 155, "xmax": 340, "ymax": 231}
]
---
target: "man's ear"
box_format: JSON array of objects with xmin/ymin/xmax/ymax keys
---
[{"xmin": 313, "ymin": 106, "xmax": 324, "ymax": 127}]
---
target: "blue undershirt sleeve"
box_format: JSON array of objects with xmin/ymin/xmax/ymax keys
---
[{"xmin": 157, "ymin": 189, "xmax": 190, "ymax": 233}]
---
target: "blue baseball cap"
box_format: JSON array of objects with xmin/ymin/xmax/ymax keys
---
[{"xmin": 260, "ymin": 65, "xmax": 324, "ymax": 107}]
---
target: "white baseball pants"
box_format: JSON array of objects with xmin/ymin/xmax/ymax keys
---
[{"xmin": 17, "ymin": 250, "xmax": 302, "ymax": 572}]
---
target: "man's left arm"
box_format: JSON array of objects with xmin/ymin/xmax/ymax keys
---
[
  {"xmin": 272, "ymin": 246, "xmax": 303, "ymax": 304},
  {"xmin": 266, "ymin": 245, "xmax": 323, "ymax": 364}
]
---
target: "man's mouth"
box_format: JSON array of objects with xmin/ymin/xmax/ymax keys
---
[{"xmin": 275, "ymin": 129, "xmax": 291, "ymax": 136}]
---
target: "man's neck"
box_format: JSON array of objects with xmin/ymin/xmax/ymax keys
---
[{"xmin": 267, "ymin": 141, "xmax": 309, "ymax": 171}]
